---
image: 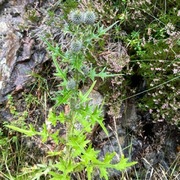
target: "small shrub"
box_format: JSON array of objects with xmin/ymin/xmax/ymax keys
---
[{"xmin": 6, "ymin": 6, "xmax": 136, "ymax": 180}]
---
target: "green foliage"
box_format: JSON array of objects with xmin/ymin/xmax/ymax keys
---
[
  {"xmin": 118, "ymin": 0, "xmax": 180, "ymax": 125},
  {"xmin": 0, "ymin": 123, "xmax": 29, "ymax": 180},
  {"xmin": 5, "ymin": 4, "xmax": 136, "ymax": 180},
  {"xmin": 1, "ymin": 0, "xmax": 179, "ymax": 179}
]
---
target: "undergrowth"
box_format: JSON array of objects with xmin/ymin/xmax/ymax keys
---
[{"xmin": 0, "ymin": 0, "xmax": 179, "ymax": 179}]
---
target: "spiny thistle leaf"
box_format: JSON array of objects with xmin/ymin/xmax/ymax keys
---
[{"xmin": 6, "ymin": 124, "xmax": 39, "ymax": 137}]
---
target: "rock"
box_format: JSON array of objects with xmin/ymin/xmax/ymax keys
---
[
  {"xmin": 94, "ymin": 101, "xmax": 142, "ymax": 179},
  {"xmin": 0, "ymin": 1, "xmax": 48, "ymax": 104},
  {"xmin": 81, "ymin": 86, "xmax": 104, "ymax": 110},
  {"xmin": 120, "ymin": 101, "xmax": 139, "ymax": 131}
]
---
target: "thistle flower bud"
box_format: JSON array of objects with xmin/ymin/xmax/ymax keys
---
[
  {"xmin": 70, "ymin": 40, "xmax": 82, "ymax": 52},
  {"xmin": 81, "ymin": 65, "xmax": 90, "ymax": 75},
  {"xmin": 69, "ymin": 10, "xmax": 83, "ymax": 25},
  {"xmin": 84, "ymin": 11, "xmax": 96, "ymax": 25},
  {"xmin": 67, "ymin": 79, "xmax": 76, "ymax": 90}
]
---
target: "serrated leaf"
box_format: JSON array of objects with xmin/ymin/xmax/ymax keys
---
[
  {"xmin": 53, "ymin": 160, "xmax": 77, "ymax": 178},
  {"xmin": 81, "ymin": 146, "xmax": 100, "ymax": 164},
  {"xmin": 89, "ymin": 68, "xmax": 97, "ymax": 81},
  {"xmin": 48, "ymin": 110, "xmax": 57, "ymax": 126},
  {"xmin": 41, "ymin": 124, "xmax": 49, "ymax": 142},
  {"xmin": 67, "ymin": 135, "xmax": 90, "ymax": 157},
  {"xmin": 96, "ymin": 67, "xmax": 121, "ymax": 81},
  {"xmin": 99, "ymin": 167, "xmax": 108, "ymax": 180},
  {"xmin": 70, "ymin": 54, "xmax": 83, "ymax": 71},
  {"xmin": 79, "ymin": 81, "xmax": 96, "ymax": 105},
  {"xmin": 97, "ymin": 21, "xmax": 119, "ymax": 36},
  {"xmin": 58, "ymin": 112, "xmax": 66, "ymax": 123},
  {"xmin": 113, "ymin": 155, "xmax": 137, "ymax": 171},
  {"xmin": 87, "ymin": 166, "xmax": 93, "ymax": 180},
  {"xmin": 55, "ymin": 90, "xmax": 72, "ymax": 106},
  {"xmin": 103, "ymin": 152, "xmax": 116, "ymax": 164},
  {"xmin": 6, "ymin": 124, "xmax": 39, "ymax": 137},
  {"xmin": 52, "ymin": 56, "xmax": 67, "ymax": 81},
  {"xmin": 97, "ymin": 120, "xmax": 108, "ymax": 136},
  {"xmin": 49, "ymin": 171, "xmax": 70, "ymax": 180},
  {"xmin": 92, "ymin": 108, "xmax": 108, "ymax": 135}
]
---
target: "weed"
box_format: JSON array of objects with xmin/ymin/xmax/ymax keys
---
[
  {"xmin": 2, "ymin": 0, "xmax": 179, "ymax": 179},
  {"xmin": 6, "ymin": 6, "xmax": 136, "ymax": 180}
]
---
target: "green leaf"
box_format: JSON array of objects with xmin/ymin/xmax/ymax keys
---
[
  {"xmin": 52, "ymin": 56, "xmax": 67, "ymax": 81},
  {"xmin": 58, "ymin": 112, "xmax": 66, "ymax": 123},
  {"xmin": 53, "ymin": 159, "xmax": 78, "ymax": 178},
  {"xmin": 81, "ymin": 146, "xmax": 100, "ymax": 165},
  {"xmin": 97, "ymin": 67, "xmax": 121, "ymax": 81},
  {"xmin": 89, "ymin": 67, "xmax": 121, "ymax": 81},
  {"xmin": 48, "ymin": 110, "xmax": 57, "ymax": 126},
  {"xmin": 50, "ymin": 130, "xmax": 60, "ymax": 145},
  {"xmin": 55, "ymin": 90, "xmax": 72, "ymax": 106},
  {"xmin": 70, "ymin": 54, "xmax": 83, "ymax": 71},
  {"xmin": 41, "ymin": 124, "xmax": 49, "ymax": 142},
  {"xmin": 53, "ymin": 161, "xmax": 66, "ymax": 174},
  {"xmin": 99, "ymin": 167, "xmax": 108, "ymax": 180},
  {"xmin": 91, "ymin": 107, "xmax": 108, "ymax": 136},
  {"xmin": 88, "ymin": 68, "xmax": 97, "ymax": 81},
  {"xmin": 42, "ymin": 38, "xmax": 54, "ymax": 51},
  {"xmin": 67, "ymin": 135, "xmax": 90, "ymax": 157},
  {"xmin": 97, "ymin": 120, "xmax": 108, "ymax": 136},
  {"xmin": 49, "ymin": 171, "xmax": 70, "ymax": 180},
  {"xmin": 87, "ymin": 166, "xmax": 93, "ymax": 180},
  {"xmin": 79, "ymin": 81, "xmax": 96, "ymax": 105},
  {"xmin": 103, "ymin": 152, "xmax": 116, "ymax": 164},
  {"xmin": 97, "ymin": 21, "xmax": 119, "ymax": 36},
  {"xmin": 113, "ymin": 155, "xmax": 137, "ymax": 171},
  {"xmin": 6, "ymin": 124, "xmax": 39, "ymax": 137}
]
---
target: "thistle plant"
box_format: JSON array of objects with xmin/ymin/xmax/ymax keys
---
[{"xmin": 6, "ymin": 8, "xmax": 136, "ymax": 180}]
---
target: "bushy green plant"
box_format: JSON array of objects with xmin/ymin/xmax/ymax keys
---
[
  {"xmin": 6, "ymin": 8, "xmax": 136, "ymax": 180},
  {"xmin": 117, "ymin": 0, "xmax": 180, "ymax": 125}
]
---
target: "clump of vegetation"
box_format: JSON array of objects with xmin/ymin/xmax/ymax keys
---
[
  {"xmin": 0, "ymin": 0, "xmax": 179, "ymax": 179},
  {"xmin": 5, "ymin": 6, "xmax": 136, "ymax": 180},
  {"xmin": 105, "ymin": 0, "xmax": 180, "ymax": 125}
]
